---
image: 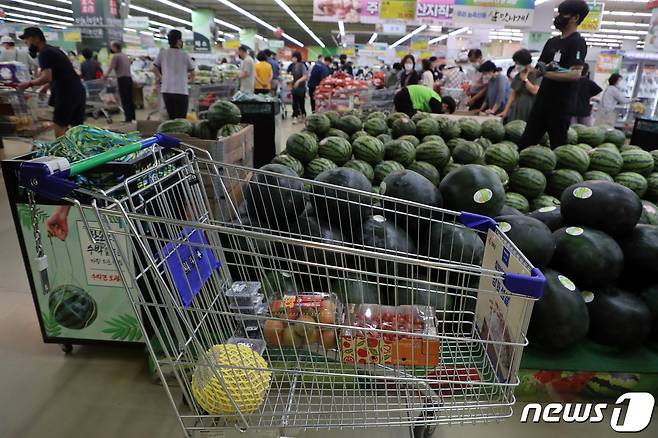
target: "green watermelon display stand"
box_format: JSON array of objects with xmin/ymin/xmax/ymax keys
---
[{"xmin": 518, "ymin": 340, "xmax": 658, "ymax": 401}]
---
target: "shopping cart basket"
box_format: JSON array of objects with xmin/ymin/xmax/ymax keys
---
[
  {"xmin": 84, "ymin": 78, "xmax": 121, "ymax": 124},
  {"xmin": 18, "ymin": 136, "xmax": 545, "ymax": 437},
  {"xmin": 0, "ymin": 87, "xmax": 42, "ymax": 137}
]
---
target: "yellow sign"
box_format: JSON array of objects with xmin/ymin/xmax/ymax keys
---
[
  {"xmin": 63, "ymin": 30, "xmax": 82, "ymax": 43},
  {"xmin": 224, "ymin": 39, "xmax": 240, "ymax": 49},
  {"xmin": 411, "ymin": 39, "xmax": 428, "ymax": 51},
  {"xmin": 342, "ymin": 47, "xmax": 356, "ymax": 57},
  {"xmin": 380, "ymin": 0, "xmax": 417, "ymax": 20},
  {"xmin": 580, "ymin": 2, "xmax": 604, "ymax": 32},
  {"xmin": 420, "ymin": 51, "xmax": 434, "ymax": 59},
  {"xmin": 396, "ymin": 49, "xmax": 409, "ymax": 59}
]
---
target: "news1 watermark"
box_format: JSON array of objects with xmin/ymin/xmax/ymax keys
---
[{"xmin": 520, "ymin": 392, "xmax": 655, "ymax": 432}]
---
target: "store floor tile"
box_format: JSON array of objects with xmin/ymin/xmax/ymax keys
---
[{"xmin": 0, "ymin": 107, "xmax": 656, "ymax": 438}]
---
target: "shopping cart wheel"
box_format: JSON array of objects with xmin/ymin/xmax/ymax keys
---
[
  {"xmin": 412, "ymin": 425, "xmax": 433, "ymax": 438},
  {"xmin": 60, "ymin": 343, "xmax": 73, "ymax": 354}
]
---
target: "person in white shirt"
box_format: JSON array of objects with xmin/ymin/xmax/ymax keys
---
[
  {"xmin": 420, "ymin": 58, "xmax": 435, "ymax": 89},
  {"xmin": 0, "ymin": 35, "xmax": 37, "ymax": 75},
  {"xmin": 237, "ymin": 45, "xmax": 255, "ymax": 93},
  {"xmin": 152, "ymin": 30, "xmax": 195, "ymax": 120},
  {"xmin": 595, "ymin": 73, "xmax": 630, "ymax": 126}
]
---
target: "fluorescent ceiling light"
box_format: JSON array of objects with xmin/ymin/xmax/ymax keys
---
[
  {"xmin": 53, "ymin": 0, "xmax": 71, "ymax": 3},
  {"xmin": 215, "ymin": 0, "xmax": 303, "ymax": 47},
  {"xmin": 535, "ymin": 0, "xmax": 551, "ymax": 5},
  {"xmin": 124, "ymin": 28, "xmax": 136, "ymax": 33},
  {"xmin": 391, "ymin": 25, "xmax": 428, "ymax": 48},
  {"xmin": 10, "ymin": 0, "xmax": 71, "ymax": 13},
  {"xmin": 140, "ymin": 30, "xmax": 154, "ymax": 36},
  {"xmin": 604, "ymin": 11, "xmax": 652, "ymax": 17},
  {"xmin": 274, "ymin": 0, "xmax": 324, "ymax": 47},
  {"xmin": 0, "ymin": 3, "xmax": 73, "ymax": 21},
  {"xmin": 368, "ymin": 32, "xmax": 378, "ymax": 44},
  {"xmin": 601, "ymin": 21, "xmax": 650, "ymax": 28},
  {"xmin": 5, "ymin": 11, "xmax": 70, "ymax": 27},
  {"xmin": 2, "ymin": 16, "xmax": 67, "ymax": 29},
  {"xmin": 224, "ymin": 33, "xmax": 235, "ymax": 39},
  {"xmin": 450, "ymin": 27, "xmax": 469, "ymax": 36},
  {"xmin": 338, "ymin": 21, "xmax": 345, "ymax": 37},
  {"xmin": 430, "ymin": 27, "xmax": 469, "ymax": 44},
  {"xmin": 152, "ymin": 0, "xmax": 192, "ymax": 13},
  {"xmin": 214, "ymin": 18, "xmax": 241, "ymax": 32},
  {"xmin": 130, "ymin": 5, "xmax": 192, "ymax": 27}
]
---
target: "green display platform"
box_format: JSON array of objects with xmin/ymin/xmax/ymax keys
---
[{"xmin": 518, "ymin": 340, "xmax": 658, "ymax": 401}]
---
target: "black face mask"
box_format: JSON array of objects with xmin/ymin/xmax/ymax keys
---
[
  {"xmin": 28, "ymin": 44, "xmax": 38, "ymax": 59},
  {"xmin": 554, "ymin": 15, "xmax": 570, "ymax": 30}
]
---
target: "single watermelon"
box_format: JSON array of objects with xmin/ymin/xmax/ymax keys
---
[
  {"xmin": 487, "ymin": 165, "xmax": 510, "ymax": 189},
  {"xmin": 318, "ymin": 136, "xmax": 352, "ymax": 166},
  {"xmin": 157, "ymin": 118, "xmax": 193, "ymax": 135},
  {"xmin": 352, "ymin": 135, "xmax": 385, "ymax": 165},
  {"xmin": 419, "ymin": 221, "xmax": 484, "ymax": 267},
  {"xmin": 363, "ymin": 117, "xmax": 389, "ymax": 137},
  {"xmin": 485, "ymin": 143, "xmax": 519, "ymax": 172},
  {"xmin": 305, "ymin": 157, "xmax": 337, "ymax": 180},
  {"xmin": 588, "ymin": 147, "xmax": 623, "ymax": 176},
  {"xmin": 452, "ymin": 141, "xmax": 485, "ymax": 165},
  {"xmin": 286, "ymin": 132, "xmax": 318, "ymax": 164},
  {"xmin": 325, "ymin": 128, "xmax": 349, "ymax": 140},
  {"xmin": 505, "ymin": 192, "xmax": 529, "ymax": 214},
  {"xmin": 324, "ymin": 110, "xmax": 341, "ymax": 128},
  {"xmin": 481, "ymin": 118, "xmax": 505, "ymax": 143},
  {"xmin": 344, "ymin": 159, "xmax": 375, "ymax": 182},
  {"xmin": 272, "ymin": 154, "xmax": 304, "ymax": 176},
  {"xmin": 583, "ymin": 170, "xmax": 614, "ymax": 182},
  {"xmin": 617, "ymin": 224, "xmax": 658, "ymax": 277},
  {"xmin": 193, "ymin": 120, "xmax": 216, "ymax": 140},
  {"xmin": 645, "ymin": 172, "xmax": 658, "ymax": 201},
  {"xmin": 397, "ymin": 134, "xmax": 420, "ymax": 148},
  {"xmin": 384, "ymin": 139, "xmax": 416, "ymax": 166},
  {"xmin": 359, "ymin": 215, "xmax": 416, "ymax": 277},
  {"xmin": 377, "ymin": 133, "xmax": 392, "ymax": 144},
  {"xmin": 546, "ymin": 169, "xmax": 584, "ymax": 197},
  {"xmin": 587, "ymin": 287, "xmax": 652, "ymax": 348},
  {"xmin": 509, "ymin": 167, "xmax": 547, "ymax": 199},
  {"xmin": 415, "ymin": 117, "xmax": 439, "ymax": 138},
  {"xmin": 416, "ymin": 141, "xmax": 451, "ymax": 169},
  {"xmin": 504, "ymin": 120, "xmax": 526, "ymax": 144},
  {"xmin": 440, "ymin": 119, "xmax": 461, "ymax": 140},
  {"xmin": 621, "ymin": 148, "xmax": 654, "ymax": 176},
  {"xmin": 528, "ymin": 205, "xmax": 563, "ymax": 231},
  {"xmin": 408, "ymin": 161, "xmax": 440, "ymax": 186},
  {"xmin": 374, "ymin": 161, "xmax": 405, "ymax": 185},
  {"xmin": 578, "ymin": 126, "xmax": 605, "ymax": 146},
  {"xmin": 351, "ymin": 130, "xmax": 369, "ymax": 142},
  {"xmin": 217, "ymin": 123, "xmax": 242, "ymax": 138},
  {"xmin": 305, "ymin": 113, "xmax": 331, "ymax": 136},
  {"xmin": 245, "ymin": 164, "xmax": 306, "ymax": 229},
  {"xmin": 48, "ymin": 285, "xmax": 97, "ymax": 330},
  {"xmin": 554, "ymin": 145, "xmax": 590, "ymax": 173},
  {"xmin": 337, "ymin": 114, "xmax": 363, "ymax": 135},
  {"xmin": 458, "ymin": 118, "xmax": 481, "ymax": 140},
  {"xmin": 391, "ymin": 117, "xmax": 416, "ymax": 138},
  {"xmin": 639, "ymin": 200, "xmax": 658, "ymax": 225},
  {"xmin": 495, "ymin": 215, "xmax": 555, "ymax": 267},
  {"xmin": 519, "ymin": 146, "xmax": 556, "ymax": 173},
  {"xmin": 614, "ymin": 172, "xmax": 648, "ymax": 198},
  {"xmin": 439, "ymin": 164, "xmax": 505, "ymax": 217},
  {"xmin": 604, "ymin": 128, "xmax": 626, "ymax": 147},
  {"xmin": 529, "ymin": 195, "xmax": 560, "ymax": 211},
  {"xmin": 207, "ymin": 100, "xmax": 241, "ymax": 129}
]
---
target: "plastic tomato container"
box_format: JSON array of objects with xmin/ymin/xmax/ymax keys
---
[{"xmin": 340, "ymin": 304, "xmax": 440, "ymax": 367}]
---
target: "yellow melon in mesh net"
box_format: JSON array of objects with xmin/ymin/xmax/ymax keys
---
[{"xmin": 191, "ymin": 344, "xmax": 271, "ymax": 415}]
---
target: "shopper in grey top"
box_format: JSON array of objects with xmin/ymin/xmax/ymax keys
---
[
  {"xmin": 237, "ymin": 45, "xmax": 255, "ymax": 93},
  {"xmin": 595, "ymin": 73, "xmax": 630, "ymax": 126},
  {"xmin": 106, "ymin": 42, "xmax": 135, "ymax": 122},
  {"xmin": 289, "ymin": 51, "xmax": 308, "ymax": 123},
  {"xmin": 152, "ymin": 30, "xmax": 195, "ymax": 120}
]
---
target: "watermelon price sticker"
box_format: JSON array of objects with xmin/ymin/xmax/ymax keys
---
[
  {"xmin": 473, "ymin": 188, "xmax": 493, "ymax": 204},
  {"xmin": 573, "ymin": 187, "xmax": 592, "ymax": 199},
  {"xmin": 558, "ymin": 275, "xmax": 576, "ymax": 291},
  {"xmin": 498, "ymin": 222, "xmax": 511, "ymax": 233},
  {"xmin": 566, "ymin": 226, "xmax": 584, "ymax": 236}
]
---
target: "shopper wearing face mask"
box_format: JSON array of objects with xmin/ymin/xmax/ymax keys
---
[
  {"xmin": 499, "ymin": 49, "xmax": 541, "ymax": 122},
  {"xmin": 518, "ymin": 0, "xmax": 589, "ymax": 149},
  {"xmin": 476, "ymin": 61, "xmax": 510, "ymax": 116},
  {"xmin": 466, "ymin": 49, "xmax": 487, "ymax": 111},
  {"xmin": 399, "ymin": 54, "xmax": 420, "ymax": 87}
]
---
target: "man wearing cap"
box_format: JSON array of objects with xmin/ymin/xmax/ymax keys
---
[
  {"xmin": 17, "ymin": 27, "xmax": 85, "ymax": 137},
  {"xmin": 0, "ymin": 35, "xmax": 37, "ymax": 75},
  {"xmin": 518, "ymin": 0, "xmax": 590, "ymax": 149}
]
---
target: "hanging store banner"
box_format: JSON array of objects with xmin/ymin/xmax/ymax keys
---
[
  {"xmin": 313, "ymin": 0, "xmax": 361, "ymax": 23},
  {"xmin": 644, "ymin": 7, "xmax": 658, "ymax": 53},
  {"xmin": 124, "ymin": 16, "xmax": 150, "ymax": 30},
  {"xmin": 239, "ymin": 28, "xmax": 257, "ymax": 51},
  {"xmin": 380, "ymin": 0, "xmax": 417, "ymax": 20},
  {"xmin": 580, "ymin": 2, "xmax": 604, "ymax": 32},
  {"xmin": 72, "ymin": 0, "xmax": 123, "ymax": 50},
  {"xmin": 268, "ymin": 39, "xmax": 285, "ymax": 49},
  {"xmin": 224, "ymin": 38, "xmax": 240, "ymax": 49},
  {"xmin": 453, "ymin": 0, "xmax": 535, "ymax": 28},
  {"xmin": 192, "ymin": 9, "xmax": 214, "ymax": 53},
  {"xmin": 415, "ymin": 0, "xmax": 454, "ymax": 24},
  {"xmin": 360, "ymin": 0, "xmax": 382, "ymax": 23},
  {"xmin": 63, "ymin": 29, "xmax": 82, "ymax": 42},
  {"xmin": 411, "ymin": 38, "xmax": 429, "ymax": 51}
]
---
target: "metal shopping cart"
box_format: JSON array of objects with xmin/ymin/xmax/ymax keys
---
[
  {"xmin": 189, "ymin": 81, "xmax": 239, "ymax": 116},
  {"xmin": 0, "ymin": 86, "xmax": 46, "ymax": 139},
  {"xmin": 18, "ymin": 137, "xmax": 545, "ymax": 437},
  {"xmin": 356, "ymin": 87, "xmax": 398, "ymax": 113},
  {"xmin": 84, "ymin": 78, "xmax": 121, "ymax": 124}
]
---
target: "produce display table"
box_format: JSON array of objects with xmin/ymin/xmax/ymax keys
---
[
  {"xmin": 232, "ymin": 100, "xmax": 281, "ymax": 168},
  {"xmin": 518, "ymin": 340, "xmax": 658, "ymax": 401}
]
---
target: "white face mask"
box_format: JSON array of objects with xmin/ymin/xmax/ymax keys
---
[
  {"xmin": 482, "ymin": 75, "xmax": 491, "ymax": 84},
  {"xmin": 404, "ymin": 63, "xmax": 413, "ymax": 72}
]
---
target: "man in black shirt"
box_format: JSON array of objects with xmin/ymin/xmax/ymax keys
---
[
  {"xmin": 571, "ymin": 63, "xmax": 602, "ymax": 125},
  {"xmin": 518, "ymin": 0, "xmax": 589, "ymax": 149},
  {"xmin": 17, "ymin": 27, "xmax": 86, "ymax": 137}
]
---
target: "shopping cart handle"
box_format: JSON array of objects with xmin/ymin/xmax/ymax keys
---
[
  {"xmin": 19, "ymin": 134, "xmax": 181, "ymax": 200},
  {"xmin": 459, "ymin": 211, "xmax": 497, "ymax": 231},
  {"xmin": 503, "ymin": 268, "xmax": 546, "ymax": 299}
]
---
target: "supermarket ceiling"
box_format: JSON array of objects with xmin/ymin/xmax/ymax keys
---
[{"xmin": 1, "ymin": 0, "xmax": 653, "ymax": 49}]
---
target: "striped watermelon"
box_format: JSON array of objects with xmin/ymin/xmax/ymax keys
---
[
  {"xmin": 519, "ymin": 146, "xmax": 557, "ymax": 173},
  {"xmin": 305, "ymin": 113, "xmax": 331, "ymax": 136},
  {"xmin": 422, "ymin": 135, "xmax": 444, "ymax": 144},
  {"xmin": 547, "ymin": 169, "xmax": 584, "ymax": 197},
  {"xmin": 481, "ymin": 118, "xmax": 506, "ymax": 142},
  {"xmin": 575, "ymin": 143, "xmax": 594, "ymax": 153},
  {"xmin": 554, "ymin": 145, "xmax": 590, "ymax": 173},
  {"xmin": 589, "ymin": 147, "xmax": 623, "ymax": 176},
  {"xmin": 391, "ymin": 117, "xmax": 416, "ymax": 138},
  {"xmin": 324, "ymin": 110, "xmax": 341, "ymax": 127},
  {"xmin": 458, "ymin": 118, "xmax": 481, "ymax": 140},
  {"xmin": 651, "ymin": 150, "xmax": 658, "ymax": 169},
  {"xmin": 415, "ymin": 117, "xmax": 439, "ymax": 138},
  {"xmin": 604, "ymin": 128, "xmax": 626, "ymax": 147},
  {"xmin": 485, "ymin": 143, "xmax": 519, "ymax": 171},
  {"xmin": 447, "ymin": 138, "xmax": 471, "ymax": 152},
  {"xmin": 272, "ymin": 153, "xmax": 304, "ymax": 176},
  {"xmin": 48, "ymin": 285, "xmax": 97, "ymax": 329},
  {"xmin": 620, "ymin": 144, "xmax": 641, "ymax": 152},
  {"xmin": 621, "ymin": 148, "xmax": 654, "ymax": 176},
  {"xmin": 352, "ymin": 136, "xmax": 385, "ymax": 164},
  {"xmin": 344, "ymin": 159, "xmax": 375, "ymax": 182},
  {"xmin": 384, "ymin": 139, "xmax": 416, "ymax": 166},
  {"xmin": 440, "ymin": 120, "xmax": 461, "ymax": 140},
  {"xmin": 453, "ymin": 142, "xmax": 484, "ymax": 164},
  {"xmin": 351, "ymin": 130, "xmax": 369, "ymax": 142},
  {"xmin": 475, "ymin": 136, "xmax": 493, "ymax": 151},
  {"xmin": 647, "ymin": 173, "xmax": 658, "ymax": 202},
  {"xmin": 325, "ymin": 128, "xmax": 349, "ymax": 140},
  {"xmin": 367, "ymin": 111, "xmax": 387, "ymax": 120},
  {"xmin": 509, "ymin": 167, "xmax": 547, "ymax": 199},
  {"xmin": 487, "ymin": 165, "xmax": 509, "ymax": 188},
  {"xmin": 614, "ymin": 172, "xmax": 648, "ymax": 198},
  {"xmin": 529, "ymin": 195, "xmax": 560, "ymax": 211},
  {"xmin": 597, "ymin": 142, "xmax": 618, "ymax": 150},
  {"xmin": 305, "ymin": 158, "xmax": 337, "ymax": 180},
  {"xmin": 300, "ymin": 129, "xmax": 318, "ymax": 142},
  {"xmin": 504, "ymin": 120, "xmax": 526, "ymax": 143},
  {"xmin": 207, "ymin": 100, "xmax": 241, "ymax": 129},
  {"xmin": 505, "ymin": 192, "xmax": 530, "ymax": 213},
  {"xmin": 408, "ymin": 161, "xmax": 440, "ymax": 186},
  {"xmin": 578, "ymin": 126, "xmax": 605, "ymax": 146},
  {"xmin": 337, "ymin": 115, "xmax": 363, "ymax": 135},
  {"xmin": 416, "ymin": 141, "xmax": 451, "ymax": 169},
  {"xmin": 499, "ymin": 141, "xmax": 518, "ymax": 151},
  {"xmin": 640, "ymin": 200, "xmax": 658, "ymax": 225},
  {"xmin": 377, "ymin": 133, "xmax": 392, "ymax": 144},
  {"xmin": 398, "ymin": 134, "xmax": 420, "ymax": 147},
  {"xmin": 286, "ymin": 132, "xmax": 318, "ymax": 163},
  {"xmin": 386, "ymin": 112, "xmax": 408, "ymax": 128},
  {"xmin": 364, "ymin": 117, "xmax": 389, "ymax": 137},
  {"xmin": 567, "ymin": 127, "xmax": 578, "ymax": 145},
  {"xmin": 583, "ymin": 170, "xmax": 614, "ymax": 182},
  {"xmin": 441, "ymin": 161, "xmax": 463, "ymax": 180},
  {"xmin": 218, "ymin": 123, "xmax": 243, "ymax": 138},
  {"xmin": 374, "ymin": 161, "xmax": 405, "ymax": 184},
  {"xmin": 411, "ymin": 112, "xmax": 429, "ymax": 123},
  {"xmin": 318, "ymin": 136, "xmax": 352, "ymax": 165}
]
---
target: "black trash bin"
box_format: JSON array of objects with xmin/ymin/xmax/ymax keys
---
[{"xmin": 232, "ymin": 101, "xmax": 281, "ymax": 168}]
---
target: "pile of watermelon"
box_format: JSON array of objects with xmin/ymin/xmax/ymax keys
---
[{"xmin": 157, "ymin": 100, "xmax": 243, "ymax": 140}]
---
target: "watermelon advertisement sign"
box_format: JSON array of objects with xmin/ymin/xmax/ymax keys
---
[{"xmin": 17, "ymin": 203, "xmax": 142, "ymax": 343}]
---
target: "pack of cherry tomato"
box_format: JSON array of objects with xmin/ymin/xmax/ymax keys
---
[
  {"xmin": 263, "ymin": 293, "xmax": 343, "ymax": 350},
  {"xmin": 340, "ymin": 304, "xmax": 440, "ymax": 367}
]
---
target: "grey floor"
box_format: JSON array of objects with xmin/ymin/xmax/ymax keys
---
[{"xmin": 0, "ymin": 110, "xmax": 656, "ymax": 437}]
